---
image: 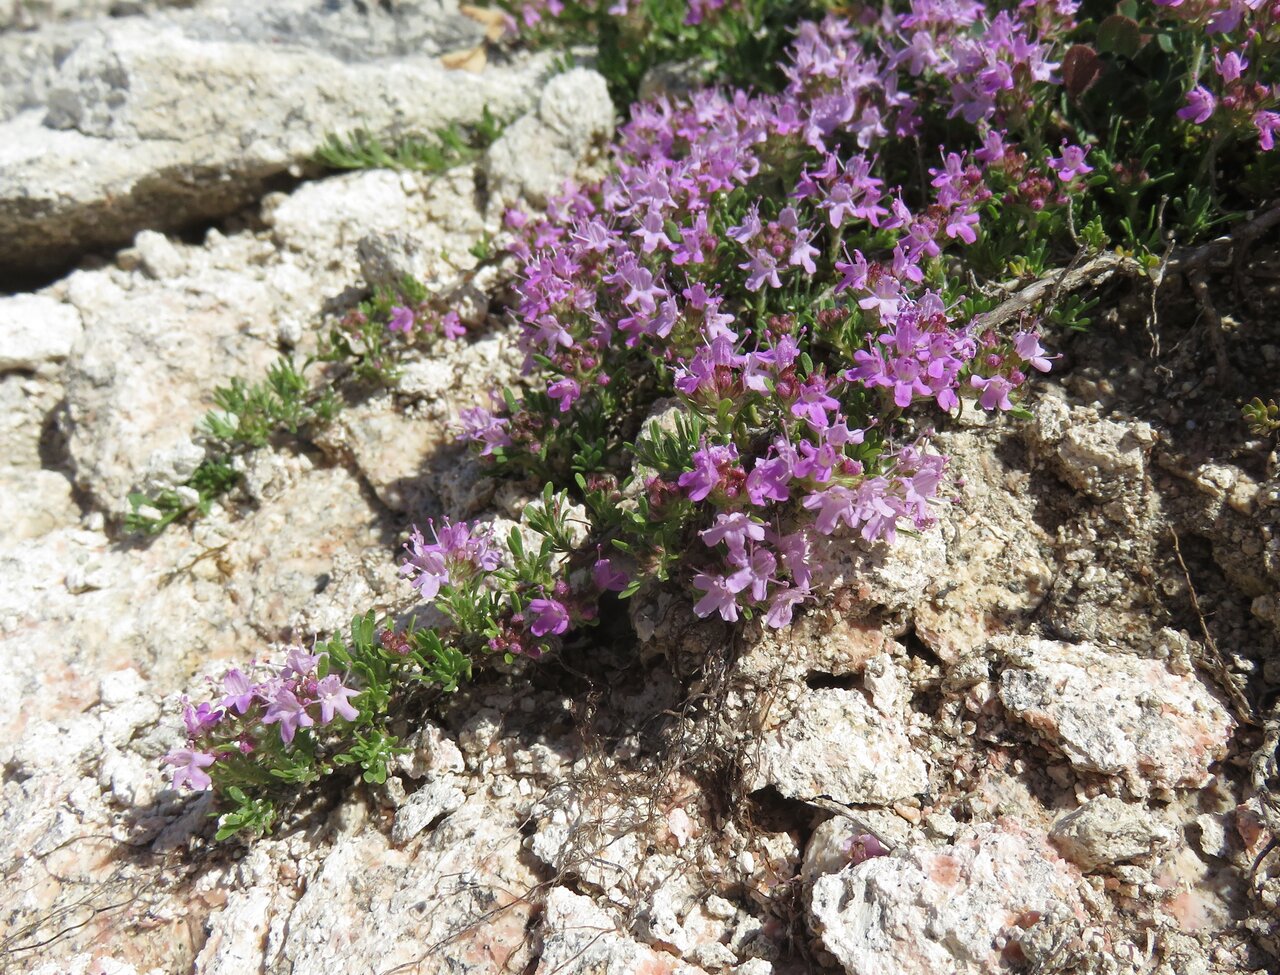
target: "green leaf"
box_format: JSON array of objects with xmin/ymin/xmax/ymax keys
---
[{"xmin": 1097, "ymin": 15, "xmax": 1143, "ymax": 59}]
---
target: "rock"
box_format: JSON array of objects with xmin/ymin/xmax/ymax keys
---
[
  {"xmin": 1055, "ymin": 417, "xmax": 1151, "ymax": 499},
  {"xmin": 0, "ymin": 373, "xmax": 63, "ymax": 471},
  {"xmin": 822, "ymin": 526, "xmax": 947, "ymax": 616},
  {"xmin": 914, "ymin": 428, "xmax": 1054, "ymax": 663},
  {"xmin": 30, "ymin": 955, "xmax": 159, "ymax": 975},
  {"xmin": 0, "ymin": 467, "xmax": 78, "ymax": 539},
  {"xmin": 801, "ymin": 814, "xmax": 908, "ymax": 887},
  {"xmin": 396, "ymin": 721, "xmax": 466, "ymax": 779},
  {"xmin": 808, "ymin": 823, "xmax": 1087, "ymax": 975},
  {"xmin": 56, "ymin": 155, "xmax": 526, "ymax": 512},
  {"xmin": 998, "ymin": 639, "xmax": 1233, "ymax": 792},
  {"xmin": 390, "ymin": 776, "xmax": 466, "ymax": 845},
  {"xmin": 1194, "ymin": 812, "xmax": 1230, "ymax": 859},
  {"xmin": 530, "ymin": 795, "xmax": 647, "ymax": 895},
  {"xmin": 273, "ymin": 796, "xmax": 539, "ymax": 975},
  {"xmin": 0, "ymin": 1, "xmax": 552, "ymax": 273},
  {"xmin": 133, "ymin": 229, "xmax": 187, "ymax": 279},
  {"xmin": 484, "ymin": 67, "xmax": 614, "ymax": 209},
  {"xmin": 0, "ymin": 293, "xmax": 83, "ymax": 372},
  {"xmin": 1049, "ymin": 797, "xmax": 1176, "ymax": 870},
  {"xmin": 748, "ymin": 687, "xmax": 928, "ymax": 806},
  {"xmin": 0, "ymin": 460, "xmax": 386, "ymax": 742},
  {"xmin": 0, "ymin": 0, "xmax": 189, "ymax": 32},
  {"xmin": 737, "ymin": 611, "xmax": 902, "ymax": 683},
  {"xmin": 192, "ymin": 887, "xmax": 278, "ymax": 975},
  {"xmin": 536, "ymin": 887, "xmax": 709, "ymax": 975}
]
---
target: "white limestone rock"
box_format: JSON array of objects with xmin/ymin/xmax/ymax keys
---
[
  {"xmin": 484, "ymin": 67, "xmax": 614, "ymax": 208},
  {"xmin": 0, "ymin": 0, "xmax": 550, "ymax": 271},
  {"xmin": 536, "ymin": 887, "xmax": 710, "ymax": 975},
  {"xmin": 0, "ymin": 293, "xmax": 83, "ymax": 372},
  {"xmin": 748, "ymin": 687, "xmax": 928, "ymax": 806},
  {"xmin": 390, "ymin": 776, "xmax": 466, "ymax": 846}
]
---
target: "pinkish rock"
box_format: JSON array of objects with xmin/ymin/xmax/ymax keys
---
[
  {"xmin": 809, "ymin": 823, "xmax": 1087, "ymax": 975},
  {"xmin": 998, "ymin": 640, "xmax": 1233, "ymax": 793}
]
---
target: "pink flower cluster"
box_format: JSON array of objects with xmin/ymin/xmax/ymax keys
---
[
  {"xmin": 401, "ymin": 517, "xmax": 502, "ymax": 601},
  {"xmin": 165, "ymin": 647, "xmax": 361, "ymax": 791},
  {"xmin": 455, "ymin": 7, "xmax": 1076, "ymax": 630},
  {"xmin": 1159, "ymin": 0, "xmax": 1280, "ymax": 148}
]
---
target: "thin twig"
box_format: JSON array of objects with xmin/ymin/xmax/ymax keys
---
[
  {"xmin": 1164, "ymin": 204, "xmax": 1280, "ymax": 276},
  {"xmin": 1169, "ymin": 529, "xmax": 1256, "ymax": 727},
  {"xmin": 974, "ymin": 251, "xmax": 1140, "ymax": 332},
  {"xmin": 1185, "ymin": 268, "xmax": 1234, "ymax": 381}
]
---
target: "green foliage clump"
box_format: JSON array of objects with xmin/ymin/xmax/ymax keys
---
[{"xmin": 315, "ymin": 107, "xmax": 507, "ymax": 173}]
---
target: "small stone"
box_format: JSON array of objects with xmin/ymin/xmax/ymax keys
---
[
  {"xmin": 390, "ymin": 777, "xmax": 466, "ymax": 846},
  {"xmin": 1194, "ymin": 813, "xmax": 1230, "ymax": 859},
  {"xmin": 537, "ymin": 887, "xmax": 709, "ymax": 974},
  {"xmin": 1049, "ymin": 797, "xmax": 1175, "ymax": 871},
  {"xmin": 0, "ymin": 294, "xmax": 83, "ymax": 373},
  {"xmin": 749, "ymin": 687, "xmax": 927, "ymax": 806},
  {"xmin": 134, "ymin": 230, "xmax": 187, "ymax": 279}
]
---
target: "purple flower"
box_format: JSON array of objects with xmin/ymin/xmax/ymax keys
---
[
  {"xmin": 547, "ymin": 377, "xmax": 581, "ymax": 413},
  {"xmin": 634, "ymin": 207, "xmax": 674, "ymax": 253},
  {"xmin": 944, "ymin": 208, "xmax": 980, "ymax": 243},
  {"xmin": 165, "ymin": 748, "xmax": 216, "ymax": 791},
  {"xmin": 970, "ymin": 373, "xmax": 1015, "ymax": 411},
  {"xmin": 1215, "ymin": 52, "xmax": 1247, "ymax": 83},
  {"xmin": 692, "ymin": 572, "xmax": 741, "ymax": 622},
  {"xmin": 791, "ymin": 375, "xmax": 841, "ymax": 430},
  {"xmin": 388, "ymin": 305, "xmax": 416, "ymax": 334},
  {"xmin": 685, "ymin": 0, "xmax": 725, "ymax": 25},
  {"xmin": 727, "ymin": 205, "xmax": 762, "ymax": 245},
  {"xmin": 1048, "ymin": 142, "xmax": 1093, "ymax": 182},
  {"xmin": 727, "ymin": 547, "xmax": 778, "ymax": 602},
  {"xmin": 528, "ymin": 597, "xmax": 571, "ymax": 637},
  {"xmin": 678, "ymin": 442, "xmax": 738, "ymax": 502},
  {"xmin": 283, "ymin": 647, "xmax": 322, "ymax": 678},
  {"xmin": 457, "ymin": 405, "xmax": 512, "ymax": 457},
  {"xmin": 1256, "ymin": 111, "xmax": 1280, "ymax": 152},
  {"xmin": 401, "ymin": 518, "xmax": 498, "ymax": 602},
  {"xmin": 746, "ymin": 453, "xmax": 793, "ymax": 505},
  {"xmin": 183, "ymin": 701, "xmax": 224, "ymax": 737},
  {"xmin": 401, "ymin": 526, "xmax": 450, "ymax": 600},
  {"xmin": 1012, "ymin": 331, "xmax": 1053, "ymax": 373},
  {"xmin": 802, "ymin": 484, "xmax": 859, "ymax": 535},
  {"xmin": 765, "ymin": 585, "xmax": 809, "ymax": 628},
  {"xmin": 593, "ymin": 557, "xmax": 630, "ymax": 592},
  {"xmin": 440, "ymin": 311, "xmax": 466, "ymax": 340},
  {"xmin": 261, "ymin": 686, "xmax": 315, "ymax": 745},
  {"xmin": 740, "ymin": 248, "xmax": 783, "ymax": 292},
  {"xmin": 700, "ymin": 511, "xmax": 766, "ymax": 560},
  {"xmin": 1178, "ymin": 86, "xmax": 1216, "ymax": 125},
  {"xmin": 314, "ymin": 675, "xmax": 361, "ymax": 724},
  {"xmin": 220, "ymin": 668, "xmax": 256, "ymax": 714},
  {"xmin": 843, "ymin": 833, "xmax": 888, "ymax": 864},
  {"xmin": 774, "ymin": 530, "xmax": 816, "ymax": 589}
]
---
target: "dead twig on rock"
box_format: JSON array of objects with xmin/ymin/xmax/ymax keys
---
[
  {"xmin": 1162, "ymin": 204, "xmax": 1280, "ymax": 278},
  {"xmin": 1185, "ymin": 268, "xmax": 1234, "ymax": 381},
  {"xmin": 974, "ymin": 251, "xmax": 1141, "ymax": 332},
  {"xmin": 1169, "ymin": 529, "xmax": 1256, "ymax": 727}
]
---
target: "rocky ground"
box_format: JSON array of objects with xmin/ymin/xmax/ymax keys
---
[{"xmin": 1, "ymin": 2, "xmax": 1277, "ymax": 974}]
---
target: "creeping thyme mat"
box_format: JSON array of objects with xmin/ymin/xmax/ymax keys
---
[{"xmin": 160, "ymin": 0, "xmax": 1278, "ymax": 843}]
